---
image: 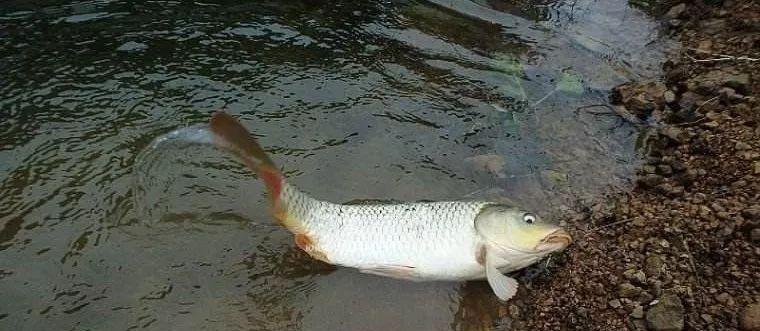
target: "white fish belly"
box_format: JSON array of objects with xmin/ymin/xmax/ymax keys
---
[{"xmin": 298, "ymin": 200, "xmax": 490, "ymax": 280}]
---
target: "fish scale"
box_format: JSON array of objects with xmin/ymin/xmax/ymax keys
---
[{"xmin": 280, "ymin": 182, "xmax": 491, "ymax": 280}]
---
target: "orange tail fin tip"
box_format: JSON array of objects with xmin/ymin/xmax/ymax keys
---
[{"xmin": 208, "ymin": 111, "xmax": 284, "ymax": 204}]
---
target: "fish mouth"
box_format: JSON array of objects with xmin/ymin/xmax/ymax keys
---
[{"xmin": 536, "ymin": 229, "xmax": 572, "ymax": 251}]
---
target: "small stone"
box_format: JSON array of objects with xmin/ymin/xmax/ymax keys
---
[
  {"xmin": 665, "ymin": 3, "xmax": 686, "ymax": 19},
  {"xmin": 736, "ymin": 141, "xmax": 752, "ymax": 150},
  {"xmin": 724, "ymin": 74, "xmax": 751, "ymax": 93},
  {"xmin": 639, "ymin": 174, "xmax": 664, "ymax": 188},
  {"xmin": 619, "ymin": 282, "xmax": 643, "ymax": 298},
  {"xmin": 609, "ymin": 299, "xmax": 622, "ymax": 308},
  {"xmin": 702, "ymin": 121, "xmax": 719, "ymax": 129},
  {"xmin": 646, "ymin": 294, "xmax": 684, "ymax": 331},
  {"xmin": 716, "ymin": 293, "xmax": 733, "ymax": 305},
  {"xmin": 701, "ymin": 314, "xmax": 713, "ymax": 324},
  {"xmin": 741, "ymin": 303, "xmax": 760, "ymax": 331},
  {"xmin": 116, "ymin": 41, "xmax": 149, "ymax": 52},
  {"xmin": 751, "ymin": 228, "xmax": 760, "ymax": 243},
  {"xmin": 625, "ymin": 269, "xmax": 648, "ymax": 284},
  {"xmin": 645, "ymin": 255, "xmax": 664, "ymax": 278},
  {"xmin": 660, "ymin": 126, "xmax": 689, "ymax": 144},
  {"xmin": 657, "ymin": 165, "xmax": 673, "ymax": 176},
  {"xmin": 664, "ymin": 90, "xmax": 677, "ymax": 104},
  {"xmin": 743, "ymin": 206, "xmax": 760, "ymax": 220},
  {"xmin": 754, "ymin": 162, "xmax": 760, "ymax": 175},
  {"xmin": 631, "ymin": 305, "xmax": 645, "ymax": 319}
]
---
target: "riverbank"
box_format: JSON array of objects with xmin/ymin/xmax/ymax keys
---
[{"xmin": 515, "ymin": 1, "xmax": 759, "ymax": 330}]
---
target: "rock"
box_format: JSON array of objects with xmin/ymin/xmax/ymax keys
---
[
  {"xmin": 719, "ymin": 87, "xmax": 744, "ymax": 103},
  {"xmin": 741, "ymin": 303, "xmax": 760, "ymax": 331},
  {"xmin": 645, "ymin": 255, "xmax": 664, "ymax": 278},
  {"xmin": 660, "ymin": 126, "xmax": 689, "ymax": 144},
  {"xmin": 689, "ymin": 70, "xmax": 751, "ymax": 94},
  {"xmin": 625, "ymin": 269, "xmax": 648, "ymax": 284},
  {"xmin": 638, "ymin": 174, "xmax": 664, "ymax": 188},
  {"xmin": 619, "ymin": 282, "xmax": 643, "ymax": 298},
  {"xmin": 716, "ymin": 293, "xmax": 734, "ymax": 306},
  {"xmin": 743, "ymin": 206, "xmax": 760, "ymax": 220},
  {"xmin": 751, "ymin": 228, "xmax": 760, "ymax": 243},
  {"xmin": 116, "ymin": 41, "xmax": 149, "ymax": 52},
  {"xmin": 646, "ymin": 294, "xmax": 684, "ymax": 331},
  {"xmin": 609, "ymin": 299, "xmax": 622, "ymax": 308},
  {"xmin": 754, "ymin": 161, "xmax": 760, "ymax": 175},
  {"xmin": 700, "ymin": 18, "xmax": 727, "ymax": 35},
  {"xmin": 612, "ymin": 81, "xmax": 667, "ymax": 118},
  {"xmin": 736, "ymin": 141, "xmax": 752, "ymax": 150},
  {"xmin": 465, "ymin": 154, "xmax": 506, "ymax": 178},
  {"xmin": 657, "ymin": 165, "xmax": 673, "ymax": 176},
  {"xmin": 665, "ymin": 3, "xmax": 687, "ymax": 19},
  {"xmin": 664, "ymin": 90, "xmax": 677, "ymax": 104},
  {"xmin": 631, "ymin": 305, "xmax": 645, "ymax": 319}
]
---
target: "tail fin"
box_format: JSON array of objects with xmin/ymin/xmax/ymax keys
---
[{"xmin": 209, "ymin": 111, "xmax": 284, "ymax": 209}]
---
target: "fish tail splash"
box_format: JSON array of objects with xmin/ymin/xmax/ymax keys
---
[{"xmin": 208, "ymin": 111, "xmax": 288, "ymax": 221}]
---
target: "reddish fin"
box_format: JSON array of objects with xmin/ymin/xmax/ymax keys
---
[{"xmin": 209, "ymin": 111, "xmax": 284, "ymax": 206}]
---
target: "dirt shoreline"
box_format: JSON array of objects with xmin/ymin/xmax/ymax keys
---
[{"xmin": 509, "ymin": 1, "xmax": 759, "ymax": 330}]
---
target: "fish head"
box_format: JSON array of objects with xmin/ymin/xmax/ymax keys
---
[{"xmin": 475, "ymin": 205, "xmax": 572, "ymax": 255}]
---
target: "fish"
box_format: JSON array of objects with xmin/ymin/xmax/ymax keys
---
[{"xmin": 207, "ymin": 111, "xmax": 572, "ymax": 301}]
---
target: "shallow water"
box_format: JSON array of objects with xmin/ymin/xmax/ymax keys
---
[{"xmin": 0, "ymin": 1, "xmax": 668, "ymax": 330}]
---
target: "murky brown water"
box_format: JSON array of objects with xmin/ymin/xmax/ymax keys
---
[{"xmin": 1, "ymin": 1, "xmax": 669, "ymax": 330}]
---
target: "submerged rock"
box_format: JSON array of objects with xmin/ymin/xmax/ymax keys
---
[
  {"xmin": 665, "ymin": 4, "xmax": 687, "ymax": 19},
  {"xmin": 116, "ymin": 41, "xmax": 149, "ymax": 52},
  {"xmin": 646, "ymin": 294, "xmax": 684, "ymax": 331}
]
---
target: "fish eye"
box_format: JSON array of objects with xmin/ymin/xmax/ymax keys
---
[{"xmin": 523, "ymin": 213, "xmax": 536, "ymax": 224}]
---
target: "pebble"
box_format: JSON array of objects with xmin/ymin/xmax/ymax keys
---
[
  {"xmin": 116, "ymin": 41, "xmax": 149, "ymax": 52},
  {"xmin": 660, "ymin": 126, "xmax": 689, "ymax": 144},
  {"xmin": 741, "ymin": 303, "xmax": 760, "ymax": 331},
  {"xmin": 716, "ymin": 292, "xmax": 734, "ymax": 306},
  {"xmin": 609, "ymin": 299, "xmax": 622, "ymax": 308},
  {"xmin": 631, "ymin": 305, "xmax": 645, "ymax": 319},
  {"xmin": 639, "ymin": 174, "xmax": 664, "ymax": 188},
  {"xmin": 645, "ymin": 255, "xmax": 664, "ymax": 278},
  {"xmin": 646, "ymin": 294, "xmax": 684, "ymax": 331},
  {"xmin": 736, "ymin": 141, "xmax": 751, "ymax": 150},
  {"xmin": 751, "ymin": 228, "xmax": 760, "ymax": 243},
  {"xmin": 665, "ymin": 3, "xmax": 687, "ymax": 19},
  {"xmin": 664, "ymin": 90, "xmax": 677, "ymax": 104},
  {"xmin": 625, "ymin": 269, "xmax": 648, "ymax": 284},
  {"xmin": 619, "ymin": 283, "xmax": 643, "ymax": 298},
  {"xmin": 657, "ymin": 165, "xmax": 673, "ymax": 176}
]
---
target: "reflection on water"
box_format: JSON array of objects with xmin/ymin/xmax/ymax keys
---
[{"xmin": 0, "ymin": 0, "xmax": 668, "ymax": 330}]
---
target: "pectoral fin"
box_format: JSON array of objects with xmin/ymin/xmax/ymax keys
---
[
  {"xmin": 485, "ymin": 249, "xmax": 519, "ymax": 301},
  {"xmin": 359, "ymin": 265, "xmax": 420, "ymax": 281}
]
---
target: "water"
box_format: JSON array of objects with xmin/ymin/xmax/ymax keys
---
[{"xmin": 0, "ymin": 1, "xmax": 668, "ymax": 330}]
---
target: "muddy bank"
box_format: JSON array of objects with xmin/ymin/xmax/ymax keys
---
[{"xmin": 508, "ymin": 1, "xmax": 759, "ymax": 330}]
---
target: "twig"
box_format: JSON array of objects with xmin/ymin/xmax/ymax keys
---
[
  {"xmin": 685, "ymin": 48, "xmax": 760, "ymax": 62},
  {"xmin": 681, "ymin": 236, "xmax": 705, "ymax": 303},
  {"xmin": 586, "ymin": 218, "xmax": 633, "ymax": 234},
  {"xmin": 675, "ymin": 96, "xmax": 719, "ymax": 127}
]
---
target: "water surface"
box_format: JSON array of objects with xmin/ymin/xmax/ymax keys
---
[{"xmin": 0, "ymin": 1, "xmax": 668, "ymax": 330}]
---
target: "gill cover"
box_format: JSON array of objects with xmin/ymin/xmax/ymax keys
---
[{"xmin": 474, "ymin": 205, "xmax": 561, "ymax": 253}]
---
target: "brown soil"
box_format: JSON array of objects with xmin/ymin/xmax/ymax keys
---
[{"xmin": 505, "ymin": 1, "xmax": 759, "ymax": 330}]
